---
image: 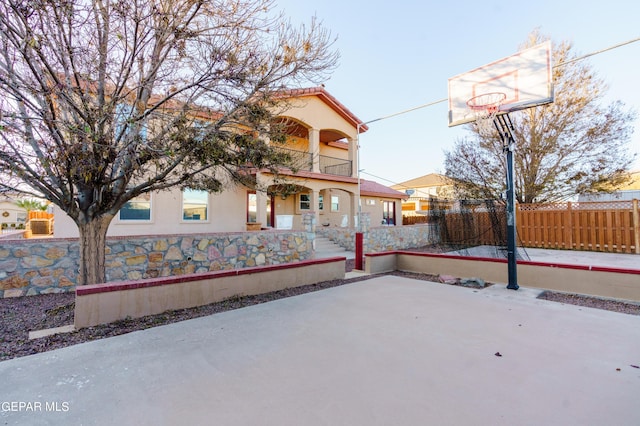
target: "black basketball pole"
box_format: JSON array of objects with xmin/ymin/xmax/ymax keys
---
[{"xmin": 494, "ymin": 114, "xmax": 519, "ymax": 290}]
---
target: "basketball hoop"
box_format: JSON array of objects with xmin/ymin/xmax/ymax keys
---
[{"xmin": 466, "ymin": 92, "xmax": 507, "ymax": 136}]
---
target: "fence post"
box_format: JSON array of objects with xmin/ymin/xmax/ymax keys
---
[
  {"xmin": 633, "ymin": 199, "xmax": 640, "ymax": 255},
  {"xmin": 566, "ymin": 202, "xmax": 573, "ymax": 251}
]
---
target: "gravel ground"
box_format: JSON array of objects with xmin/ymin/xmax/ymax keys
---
[{"xmin": 2, "ymin": 258, "xmax": 639, "ymax": 362}]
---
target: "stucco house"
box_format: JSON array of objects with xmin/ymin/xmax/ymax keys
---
[
  {"xmin": 0, "ymin": 196, "xmax": 27, "ymax": 232},
  {"xmin": 53, "ymin": 87, "xmax": 406, "ymax": 238},
  {"xmin": 578, "ymin": 170, "xmax": 640, "ymax": 202},
  {"xmin": 390, "ymin": 173, "xmax": 454, "ymax": 217}
]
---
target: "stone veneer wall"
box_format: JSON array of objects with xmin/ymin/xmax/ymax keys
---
[
  {"xmin": 0, "ymin": 231, "xmax": 313, "ymax": 298},
  {"xmin": 317, "ymin": 224, "xmax": 437, "ymax": 253},
  {"xmin": 367, "ymin": 224, "xmax": 437, "ymax": 252}
]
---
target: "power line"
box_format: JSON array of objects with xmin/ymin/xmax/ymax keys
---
[
  {"xmin": 555, "ymin": 36, "xmax": 640, "ymax": 68},
  {"xmin": 360, "ymin": 170, "xmax": 435, "ymax": 198},
  {"xmin": 360, "ymin": 35, "xmax": 640, "ymax": 186},
  {"xmin": 362, "ymin": 36, "xmax": 640, "ymax": 126}
]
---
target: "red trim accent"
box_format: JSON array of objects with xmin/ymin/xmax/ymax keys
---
[
  {"xmin": 76, "ymin": 257, "xmax": 346, "ymax": 296},
  {"xmin": 355, "ymin": 232, "xmax": 364, "ymax": 270},
  {"xmin": 269, "ymin": 194, "xmax": 275, "ymax": 228},
  {"xmin": 371, "ymin": 251, "xmax": 640, "ymax": 275}
]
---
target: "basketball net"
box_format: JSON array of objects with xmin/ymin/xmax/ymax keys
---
[{"xmin": 466, "ymin": 92, "xmax": 507, "ymax": 137}]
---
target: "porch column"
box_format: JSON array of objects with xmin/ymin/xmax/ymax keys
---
[
  {"xmin": 309, "ymin": 128, "xmax": 320, "ymax": 173},
  {"xmin": 311, "ymin": 189, "xmax": 321, "ymax": 229},
  {"xmin": 255, "ymin": 173, "xmax": 269, "ymax": 227},
  {"xmin": 350, "ymin": 191, "xmax": 358, "ymax": 228},
  {"xmin": 348, "ymin": 137, "xmax": 358, "ymax": 178}
]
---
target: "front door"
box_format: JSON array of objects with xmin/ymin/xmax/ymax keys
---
[{"xmin": 382, "ymin": 200, "xmax": 395, "ymax": 225}]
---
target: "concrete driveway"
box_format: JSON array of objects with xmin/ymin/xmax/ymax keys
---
[{"xmin": 1, "ymin": 275, "xmax": 639, "ymax": 425}]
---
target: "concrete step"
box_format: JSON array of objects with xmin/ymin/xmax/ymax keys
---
[
  {"xmin": 314, "ymin": 237, "xmax": 353, "ymax": 259},
  {"xmin": 315, "ymin": 237, "xmax": 345, "ymax": 250}
]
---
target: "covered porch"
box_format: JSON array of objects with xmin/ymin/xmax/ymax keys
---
[{"xmin": 247, "ymin": 176, "xmax": 360, "ymax": 231}]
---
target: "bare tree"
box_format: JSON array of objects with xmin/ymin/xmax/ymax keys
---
[
  {"xmin": 0, "ymin": 0, "xmax": 338, "ymax": 285},
  {"xmin": 445, "ymin": 31, "xmax": 637, "ymax": 204}
]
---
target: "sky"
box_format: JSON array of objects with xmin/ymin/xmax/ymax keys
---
[{"xmin": 276, "ymin": 0, "xmax": 640, "ymax": 187}]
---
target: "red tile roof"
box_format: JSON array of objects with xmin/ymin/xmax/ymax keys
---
[{"xmin": 360, "ymin": 179, "xmax": 407, "ymax": 199}]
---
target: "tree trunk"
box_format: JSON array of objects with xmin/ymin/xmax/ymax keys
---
[{"xmin": 77, "ymin": 215, "xmax": 113, "ymax": 286}]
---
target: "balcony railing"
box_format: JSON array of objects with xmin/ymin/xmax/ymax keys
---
[
  {"xmin": 272, "ymin": 147, "xmax": 353, "ymax": 177},
  {"xmin": 319, "ymin": 155, "xmax": 352, "ymax": 177},
  {"xmin": 272, "ymin": 147, "xmax": 313, "ymax": 172}
]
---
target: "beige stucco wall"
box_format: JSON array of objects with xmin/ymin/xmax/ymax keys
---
[
  {"xmin": 365, "ymin": 252, "xmax": 640, "ymax": 302},
  {"xmin": 281, "ymin": 96, "xmax": 357, "ymax": 141},
  {"xmin": 75, "ymin": 258, "xmax": 346, "ymax": 328},
  {"xmin": 54, "ymin": 187, "xmax": 248, "ymax": 238},
  {"xmin": 321, "ymin": 143, "xmax": 349, "ymax": 160},
  {"xmin": 280, "ymin": 135, "xmax": 309, "ymax": 152},
  {"xmin": 0, "ymin": 201, "xmax": 27, "ymax": 226}
]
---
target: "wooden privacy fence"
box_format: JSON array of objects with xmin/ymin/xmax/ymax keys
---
[
  {"xmin": 403, "ymin": 199, "xmax": 640, "ymax": 254},
  {"xmin": 27, "ymin": 210, "xmax": 55, "ymax": 235},
  {"xmin": 517, "ymin": 200, "xmax": 639, "ymax": 254},
  {"xmin": 28, "ymin": 210, "xmax": 54, "ymax": 220}
]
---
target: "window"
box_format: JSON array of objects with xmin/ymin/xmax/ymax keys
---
[
  {"xmin": 182, "ymin": 189, "xmax": 208, "ymax": 221},
  {"xmin": 16, "ymin": 212, "xmax": 27, "ymax": 223},
  {"xmin": 318, "ymin": 194, "xmax": 324, "ymax": 211},
  {"xmin": 115, "ymin": 104, "xmax": 147, "ymax": 140},
  {"xmin": 331, "ymin": 195, "xmax": 339, "ymax": 212},
  {"xmin": 119, "ymin": 194, "xmax": 152, "ymax": 221},
  {"xmin": 247, "ymin": 192, "xmax": 257, "ymax": 223},
  {"xmin": 299, "ymin": 193, "xmax": 311, "ymax": 210}
]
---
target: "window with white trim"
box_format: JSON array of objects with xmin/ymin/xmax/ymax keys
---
[
  {"xmin": 331, "ymin": 195, "xmax": 339, "ymax": 212},
  {"xmin": 119, "ymin": 193, "xmax": 152, "ymax": 221},
  {"xmin": 182, "ymin": 189, "xmax": 208, "ymax": 221},
  {"xmin": 299, "ymin": 193, "xmax": 311, "ymax": 211},
  {"xmin": 247, "ymin": 192, "xmax": 257, "ymax": 223}
]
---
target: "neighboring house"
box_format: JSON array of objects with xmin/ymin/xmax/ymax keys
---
[
  {"xmin": 359, "ymin": 179, "xmax": 408, "ymax": 226},
  {"xmin": 0, "ymin": 196, "xmax": 28, "ymax": 232},
  {"xmin": 390, "ymin": 173, "xmax": 454, "ymax": 216},
  {"xmin": 54, "ymin": 87, "xmax": 405, "ymax": 237},
  {"xmin": 578, "ymin": 171, "xmax": 640, "ymax": 202}
]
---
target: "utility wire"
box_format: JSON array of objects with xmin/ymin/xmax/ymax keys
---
[
  {"xmin": 554, "ymin": 36, "xmax": 640, "ymax": 68},
  {"xmin": 361, "ymin": 35, "xmax": 640, "ymax": 184}
]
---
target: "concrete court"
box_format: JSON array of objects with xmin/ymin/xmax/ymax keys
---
[
  {"xmin": 2, "ymin": 276, "xmax": 640, "ymax": 425},
  {"xmin": 447, "ymin": 245, "xmax": 640, "ymax": 270}
]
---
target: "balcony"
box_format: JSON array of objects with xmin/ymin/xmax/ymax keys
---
[
  {"xmin": 273, "ymin": 147, "xmax": 353, "ymax": 177},
  {"xmin": 273, "ymin": 147, "xmax": 313, "ymax": 172},
  {"xmin": 319, "ymin": 154, "xmax": 352, "ymax": 177}
]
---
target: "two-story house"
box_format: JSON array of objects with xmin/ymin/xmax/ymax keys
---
[{"xmin": 53, "ymin": 87, "xmax": 406, "ymax": 237}]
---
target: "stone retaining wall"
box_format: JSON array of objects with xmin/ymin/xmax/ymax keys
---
[
  {"xmin": 75, "ymin": 257, "xmax": 345, "ymax": 329},
  {"xmin": 317, "ymin": 224, "xmax": 437, "ymax": 252},
  {"xmin": 0, "ymin": 231, "xmax": 313, "ymax": 298}
]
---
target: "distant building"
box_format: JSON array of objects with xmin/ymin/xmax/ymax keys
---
[
  {"xmin": 578, "ymin": 171, "xmax": 640, "ymax": 202},
  {"xmin": 0, "ymin": 196, "xmax": 27, "ymax": 231},
  {"xmin": 390, "ymin": 173, "xmax": 454, "ymax": 216}
]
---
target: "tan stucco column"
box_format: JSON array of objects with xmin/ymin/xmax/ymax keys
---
[
  {"xmin": 255, "ymin": 173, "xmax": 269, "ymax": 227},
  {"xmin": 348, "ymin": 137, "xmax": 358, "ymax": 178},
  {"xmin": 350, "ymin": 191, "xmax": 358, "ymax": 228},
  {"xmin": 309, "ymin": 128, "xmax": 320, "ymax": 173},
  {"xmin": 311, "ymin": 189, "xmax": 321, "ymax": 228}
]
